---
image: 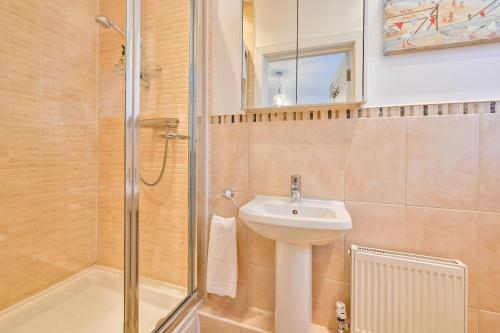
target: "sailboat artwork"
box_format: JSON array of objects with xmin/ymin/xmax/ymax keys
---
[{"xmin": 384, "ymin": 0, "xmax": 500, "ymax": 54}]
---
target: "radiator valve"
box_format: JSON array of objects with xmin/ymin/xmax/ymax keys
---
[{"xmin": 336, "ymin": 301, "xmax": 349, "ymax": 333}]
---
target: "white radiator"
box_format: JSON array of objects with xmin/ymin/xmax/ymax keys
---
[{"xmin": 350, "ymin": 245, "xmax": 468, "ymax": 333}]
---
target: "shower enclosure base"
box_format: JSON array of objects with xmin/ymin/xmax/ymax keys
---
[{"xmin": 0, "ymin": 266, "xmax": 186, "ymax": 333}]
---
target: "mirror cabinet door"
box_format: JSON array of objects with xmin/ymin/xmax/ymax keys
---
[
  {"xmin": 242, "ymin": 0, "xmax": 364, "ymax": 110},
  {"xmin": 297, "ymin": 0, "xmax": 364, "ymax": 105},
  {"xmin": 242, "ymin": 0, "xmax": 298, "ymax": 109}
]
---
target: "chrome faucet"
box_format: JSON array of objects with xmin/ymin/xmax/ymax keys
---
[{"xmin": 290, "ymin": 175, "xmax": 301, "ymax": 204}]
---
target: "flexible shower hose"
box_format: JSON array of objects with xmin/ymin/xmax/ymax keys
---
[{"xmin": 140, "ymin": 137, "xmax": 169, "ymax": 186}]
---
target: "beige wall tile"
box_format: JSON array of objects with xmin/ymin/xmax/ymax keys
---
[
  {"xmin": 479, "ymin": 114, "xmax": 500, "ymax": 213},
  {"xmin": 247, "ymin": 228, "xmax": 275, "ymax": 268},
  {"xmin": 312, "ymin": 237, "xmax": 345, "ymax": 282},
  {"xmin": 479, "ymin": 310, "xmax": 500, "ymax": 333},
  {"xmin": 406, "ymin": 206, "xmax": 479, "ymax": 307},
  {"xmin": 248, "ymin": 122, "xmax": 293, "ymax": 196},
  {"xmin": 469, "ymin": 308, "xmax": 479, "ymax": 333},
  {"xmin": 8, "ymin": 273, "xmax": 46, "ymax": 306},
  {"xmin": 97, "ymin": 0, "xmax": 191, "ymax": 287},
  {"xmin": 345, "ymin": 118, "xmax": 406, "ymax": 204},
  {"xmin": 344, "ymin": 201, "xmax": 405, "ymax": 281},
  {"xmin": 0, "ymin": 224, "xmax": 8, "ymax": 308},
  {"xmin": 212, "ymin": 123, "xmax": 249, "ymax": 192},
  {"xmin": 235, "ymin": 220, "xmax": 249, "ymax": 305},
  {"xmin": 479, "ymin": 212, "xmax": 500, "ymax": 313},
  {"xmin": 406, "ymin": 115, "xmax": 479, "ymax": 210},
  {"xmin": 312, "ymin": 279, "xmax": 350, "ymax": 329},
  {"xmin": 0, "ymin": 0, "xmax": 194, "ymax": 311},
  {"xmin": 292, "ymin": 119, "xmax": 345, "ymax": 200},
  {"xmin": 247, "ymin": 264, "xmax": 275, "ymax": 312},
  {"xmin": 0, "ymin": 0, "xmax": 99, "ymax": 309}
]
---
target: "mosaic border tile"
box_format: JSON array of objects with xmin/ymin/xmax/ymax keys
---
[{"xmin": 210, "ymin": 101, "xmax": 499, "ymax": 125}]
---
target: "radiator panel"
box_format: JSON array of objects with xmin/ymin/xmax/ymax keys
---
[{"xmin": 351, "ymin": 246, "xmax": 468, "ymax": 333}]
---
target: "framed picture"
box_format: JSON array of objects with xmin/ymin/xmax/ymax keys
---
[{"xmin": 384, "ymin": 0, "xmax": 500, "ymax": 55}]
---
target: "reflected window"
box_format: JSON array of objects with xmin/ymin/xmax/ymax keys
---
[
  {"xmin": 297, "ymin": 51, "xmax": 352, "ymax": 105},
  {"xmin": 266, "ymin": 50, "xmax": 352, "ymax": 106}
]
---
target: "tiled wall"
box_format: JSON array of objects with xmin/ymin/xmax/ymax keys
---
[
  {"xmin": 97, "ymin": 0, "xmax": 191, "ymax": 287},
  {"xmin": 96, "ymin": 0, "xmax": 126, "ymax": 271},
  {"xmin": 0, "ymin": 0, "xmax": 190, "ymax": 311},
  {"xmin": 209, "ymin": 102, "xmax": 500, "ymax": 331},
  {"xmin": 0, "ymin": 0, "xmax": 99, "ymax": 309}
]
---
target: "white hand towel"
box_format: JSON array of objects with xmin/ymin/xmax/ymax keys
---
[{"xmin": 206, "ymin": 214, "xmax": 238, "ymax": 298}]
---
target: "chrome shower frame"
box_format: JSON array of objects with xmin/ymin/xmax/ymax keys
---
[
  {"xmin": 124, "ymin": 0, "xmax": 140, "ymax": 331},
  {"xmin": 124, "ymin": 0, "xmax": 204, "ymax": 331}
]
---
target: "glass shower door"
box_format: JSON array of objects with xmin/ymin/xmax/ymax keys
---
[
  {"xmin": 125, "ymin": 0, "xmax": 197, "ymax": 332},
  {"xmin": 136, "ymin": 0, "xmax": 194, "ymax": 331}
]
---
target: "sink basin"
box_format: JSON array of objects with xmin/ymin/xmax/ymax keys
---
[
  {"xmin": 239, "ymin": 195, "xmax": 352, "ymax": 333},
  {"xmin": 239, "ymin": 196, "xmax": 352, "ymax": 245}
]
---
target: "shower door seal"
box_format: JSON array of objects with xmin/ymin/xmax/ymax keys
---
[{"xmin": 124, "ymin": 0, "xmax": 141, "ymax": 332}]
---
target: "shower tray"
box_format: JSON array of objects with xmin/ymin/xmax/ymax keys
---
[{"xmin": 0, "ymin": 267, "xmax": 186, "ymax": 333}]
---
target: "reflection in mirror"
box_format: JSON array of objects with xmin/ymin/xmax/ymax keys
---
[
  {"xmin": 297, "ymin": 51, "xmax": 352, "ymax": 105},
  {"xmin": 242, "ymin": 0, "xmax": 364, "ymax": 110},
  {"xmin": 267, "ymin": 59, "xmax": 296, "ymax": 107},
  {"xmin": 298, "ymin": 0, "xmax": 364, "ymax": 106},
  {"xmin": 242, "ymin": 0, "xmax": 298, "ymax": 109}
]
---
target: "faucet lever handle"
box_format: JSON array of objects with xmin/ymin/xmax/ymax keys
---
[
  {"xmin": 291, "ymin": 175, "xmax": 301, "ymax": 185},
  {"xmin": 290, "ymin": 175, "xmax": 302, "ymax": 203}
]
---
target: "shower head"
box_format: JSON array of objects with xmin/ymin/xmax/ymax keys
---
[
  {"xmin": 94, "ymin": 15, "xmax": 113, "ymax": 28},
  {"xmin": 94, "ymin": 15, "xmax": 125, "ymax": 38}
]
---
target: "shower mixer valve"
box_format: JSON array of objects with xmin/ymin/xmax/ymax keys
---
[{"xmin": 138, "ymin": 117, "xmax": 189, "ymax": 186}]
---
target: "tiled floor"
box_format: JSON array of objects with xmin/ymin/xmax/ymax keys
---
[
  {"xmin": 199, "ymin": 298, "xmax": 274, "ymax": 332},
  {"xmin": 0, "ymin": 267, "xmax": 186, "ymax": 333},
  {"xmin": 198, "ymin": 299, "xmax": 334, "ymax": 332}
]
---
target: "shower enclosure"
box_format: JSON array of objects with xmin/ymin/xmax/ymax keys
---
[{"xmin": 0, "ymin": 0, "xmax": 201, "ymax": 332}]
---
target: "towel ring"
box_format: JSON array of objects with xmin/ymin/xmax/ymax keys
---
[{"xmin": 212, "ymin": 189, "xmax": 238, "ymax": 218}]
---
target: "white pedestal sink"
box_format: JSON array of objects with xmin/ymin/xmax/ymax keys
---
[{"xmin": 239, "ymin": 196, "xmax": 352, "ymax": 333}]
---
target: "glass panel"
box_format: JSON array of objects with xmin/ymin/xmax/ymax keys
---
[
  {"xmin": 242, "ymin": 0, "xmax": 298, "ymax": 108},
  {"xmin": 138, "ymin": 0, "xmax": 192, "ymax": 330},
  {"xmin": 297, "ymin": 0, "xmax": 364, "ymax": 104},
  {"xmin": 0, "ymin": 1, "xmax": 126, "ymax": 332}
]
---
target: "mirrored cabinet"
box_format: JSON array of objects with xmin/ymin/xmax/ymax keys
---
[{"xmin": 242, "ymin": 0, "xmax": 365, "ymax": 110}]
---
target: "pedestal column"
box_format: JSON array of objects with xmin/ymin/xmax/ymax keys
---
[{"xmin": 275, "ymin": 241, "xmax": 312, "ymax": 333}]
